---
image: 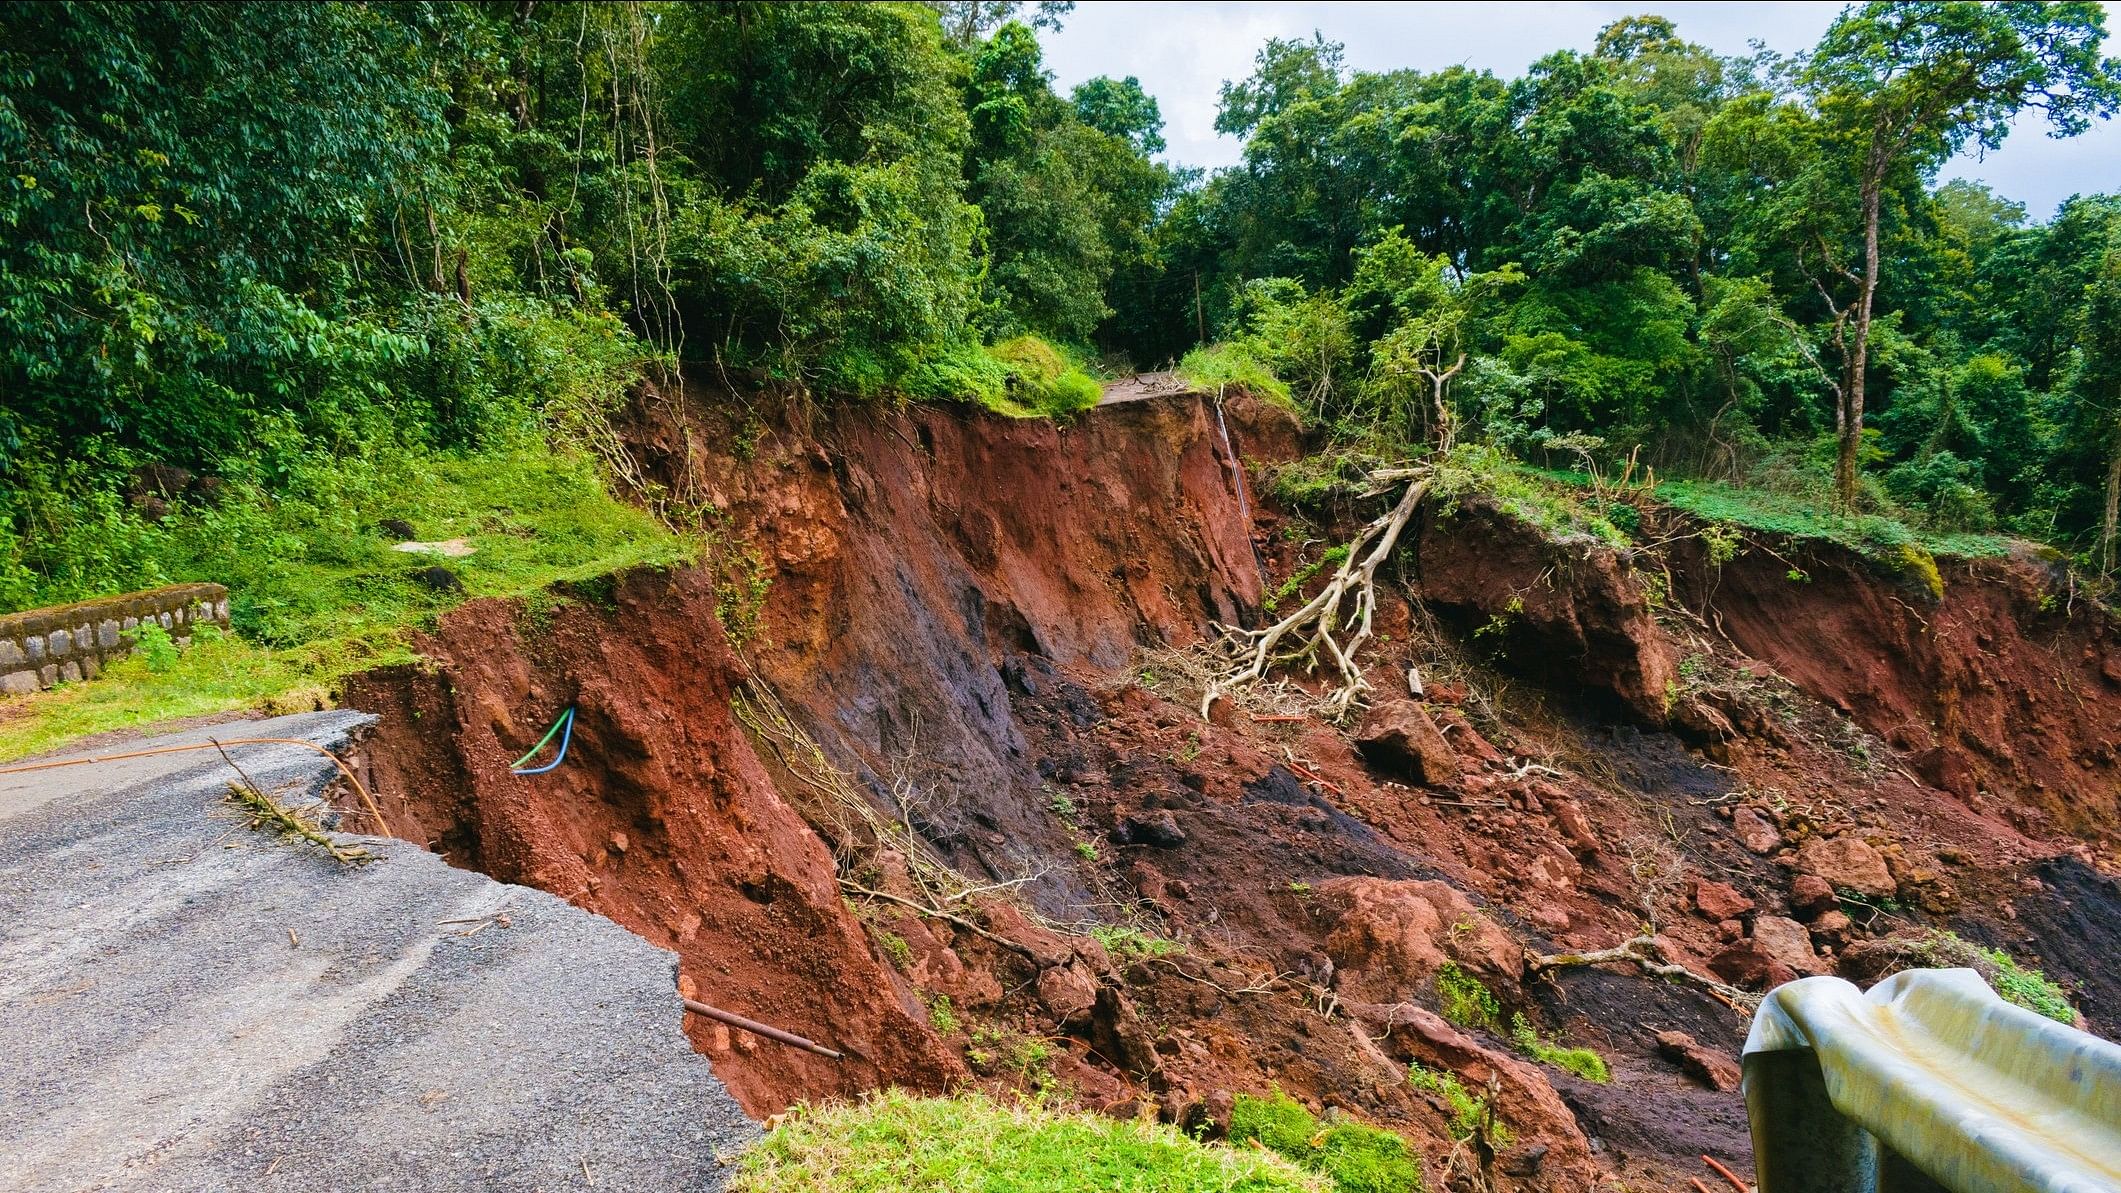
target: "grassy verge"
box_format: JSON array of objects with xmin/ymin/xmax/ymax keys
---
[
  {"xmin": 1179, "ymin": 343, "xmax": 1295, "ymax": 412},
  {"xmin": 0, "ymin": 446, "xmax": 689, "ymax": 761},
  {"xmin": 733, "ymin": 1090, "xmax": 1328, "ymax": 1193},
  {"xmin": 904, "ymin": 334, "xmax": 1103, "ymax": 420},
  {"xmin": 1654, "ymin": 478, "xmax": 2014, "ymax": 562}
]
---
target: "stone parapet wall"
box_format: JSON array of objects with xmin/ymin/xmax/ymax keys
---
[{"xmin": 0, "ymin": 583, "xmax": 229, "ymax": 696}]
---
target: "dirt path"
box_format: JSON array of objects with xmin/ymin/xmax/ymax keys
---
[{"xmin": 1097, "ymin": 370, "xmax": 1194, "ymax": 405}]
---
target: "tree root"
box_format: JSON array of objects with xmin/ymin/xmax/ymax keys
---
[
  {"xmin": 1203, "ymin": 468, "xmax": 1429, "ymax": 719},
  {"xmin": 1529, "ymin": 934, "xmax": 1758, "ymax": 1013}
]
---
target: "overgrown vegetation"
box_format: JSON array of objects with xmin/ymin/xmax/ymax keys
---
[
  {"xmin": 1405, "ymin": 1064, "xmax": 1512, "ymax": 1150},
  {"xmin": 734, "ymin": 1090, "xmax": 1328, "ymax": 1193},
  {"xmin": 1894, "ymin": 930, "xmax": 2078, "ymax": 1023},
  {"xmin": 0, "ymin": 447, "xmax": 689, "ymax": 759},
  {"xmin": 0, "ymin": 0, "xmax": 1170, "ymax": 750},
  {"xmin": 1228, "ymin": 1090, "xmax": 1425, "ymax": 1193},
  {"xmin": 1127, "ymin": 7, "xmax": 2121, "ymax": 572}
]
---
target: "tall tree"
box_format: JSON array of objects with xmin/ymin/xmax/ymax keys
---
[{"xmin": 1800, "ymin": 1, "xmax": 2121, "ymax": 503}]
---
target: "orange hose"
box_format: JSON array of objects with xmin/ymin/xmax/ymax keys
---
[
  {"xmin": 1703, "ymin": 1154, "xmax": 1749, "ymax": 1193},
  {"xmin": 0, "ymin": 736, "xmax": 392, "ymax": 838}
]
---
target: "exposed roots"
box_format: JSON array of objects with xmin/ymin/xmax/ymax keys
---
[{"xmin": 1202, "ymin": 467, "xmax": 1429, "ymax": 720}]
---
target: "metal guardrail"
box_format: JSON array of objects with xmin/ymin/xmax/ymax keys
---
[{"xmin": 1743, "ymin": 968, "xmax": 2121, "ymax": 1192}]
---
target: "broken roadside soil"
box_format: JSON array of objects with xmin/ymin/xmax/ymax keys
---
[{"xmin": 340, "ymin": 382, "xmax": 2121, "ymax": 1193}]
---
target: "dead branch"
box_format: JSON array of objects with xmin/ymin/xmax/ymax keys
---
[
  {"xmin": 837, "ymin": 880, "xmax": 1039, "ymax": 962},
  {"xmin": 1529, "ymin": 934, "xmax": 1757, "ymax": 1012}
]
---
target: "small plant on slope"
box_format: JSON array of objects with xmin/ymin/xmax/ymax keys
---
[
  {"xmin": 1509, "ymin": 1013, "xmax": 1610, "ymax": 1083},
  {"xmin": 1434, "ymin": 963, "xmax": 1500, "ymax": 1032}
]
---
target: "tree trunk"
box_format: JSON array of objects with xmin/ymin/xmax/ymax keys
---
[
  {"xmin": 1837, "ymin": 174, "xmax": 1882, "ymax": 507},
  {"xmin": 2102, "ymin": 425, "xmax": 2121, "ymax": 575}
]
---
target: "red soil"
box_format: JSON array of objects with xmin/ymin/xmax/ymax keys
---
[{"xmin": 343, "ymin": 384, "xmax": 2121, "ymax": 1192}]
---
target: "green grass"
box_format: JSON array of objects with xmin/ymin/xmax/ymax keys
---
[
  {"xmin": 1088, "ymin": 924, "xmax": 1183, "ymax": 963},
  {"xmin": 1434, "ymin": 963, "xmax": 1500, "ymax": 1033},
  {"xmin": 1228, "ymin": 1091, "xmax": 1423, "ymax": 1193},
  {"xmin": 734, "ymin": 1090, "xmax": 1330, "ymax": 1193},
  {"xmin": 1179, "ymin": 342, "xmax": 1296, "ymax": 412},
  {"xmin": 1903, "ymin": 931, "xmax": 2076, "ymax": 1023},
  {"xmin": 0, "ymin": 446, "xmax": 690, "ymax": 761},
  {"xmin": 1433, "ymin": 448, "xmax": 1631, "ymax": 549},
  {"xmin": 1509, "ymin": 1013, "xmax": 1610, "ymax": 1083},
  {"xmin": 1980, "ymin": 946, "xmax": 2077, "ymax": 1024},
  {"xmin": 900, "ymin": 335, "xmax": 1103, "ymax": 420}
]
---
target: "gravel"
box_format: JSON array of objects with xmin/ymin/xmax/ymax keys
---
[{"xmin": 0, "ymin": 711, "xmax": 756, "ymax": 1192}]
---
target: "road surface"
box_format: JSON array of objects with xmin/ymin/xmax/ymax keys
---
[{"xmin": 0, "ymin": 711, "xmax": 755, "ymax": 1192}]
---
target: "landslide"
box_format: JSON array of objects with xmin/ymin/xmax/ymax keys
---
[{"xmin": 342, "ymin": 382, "xmax": 2121, "ymax": 1192}]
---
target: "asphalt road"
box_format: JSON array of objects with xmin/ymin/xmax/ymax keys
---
[{"xmin": 0, "ymin": 711, "xmax": 755, "ymax": 1192}]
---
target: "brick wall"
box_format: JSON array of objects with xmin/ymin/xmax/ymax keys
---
[{"xmin": 0, "ymin": 583, "xmax": 230, "ymax": 696}]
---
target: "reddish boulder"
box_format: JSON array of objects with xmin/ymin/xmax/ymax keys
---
[
  {"xmin": 1732, "ymin": 806, "xmax": 1783, "ymax": 855},
  {"xmin": 1691, "ymin": 878, "xmax": 1756, "ymax": 922},
  {"xmin": 1656, "ymin": 1030, "xmax": 1743, "ymax": 1092},
  {"xmin": 1750, "ymin": 914, "xmax": 1826, "ymax": 976},
  {"xmin": 1314, "ymin": 877, "xmax": 1517, "ymax": 1003},
  {"xmin": 1354, "ymin": 700, "xmax": 1460, "ymax": 785},
  {"xmin": 1797, "ymin": 835, "xmax": 1896, "ymax": 900},
  {"xmin": 1036, "ymin": 962, "xmax": 1099, "ymax": 1025},
  {"xmin": 1708, "ymin": 939, "xmax": 1799, "ymax": 991},
  {"xmin": 1788, "ymin": 873, "xmax": 1841, "ymax": 920}
]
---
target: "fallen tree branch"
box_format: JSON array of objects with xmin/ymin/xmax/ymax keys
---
[
  {"xmin": 838, "ymin": 880, "xmax": 1039, "ymax": 962},
  {"xmin": 1529, "ymin": 934, "xmax": 1757, "ymax": 1012}
]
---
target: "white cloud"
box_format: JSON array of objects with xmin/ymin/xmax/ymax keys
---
[{"xmin": 1039, "ymin": 0, "xmax": 2120, "ymax": 217}]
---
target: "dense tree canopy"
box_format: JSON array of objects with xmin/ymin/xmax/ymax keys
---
[{"xmin": 5, "ymin": 0, "xmax": 2121, "ymax": 586}]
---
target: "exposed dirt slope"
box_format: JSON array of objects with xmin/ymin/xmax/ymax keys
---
[{"xmin": 345, "ymin": 385, "xmax": 2121, "ymax": 1193}]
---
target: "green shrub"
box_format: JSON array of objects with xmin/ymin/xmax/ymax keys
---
[
  {"xmin": 1509, "ymin": 1013, "xmax": 1610, "ymax": 1083},
  {"xmin": 1885, "ymin": 931, "xmax": 2076, "ymax": 1024},
  {"xmin": 1434, "ymin": 963, "xmax": 1500, "ymax": 1032},
  {"xmin": 1229, "ymin": 1091, "xmax": 1424, "ymax": 1193},
  {"xmin": 1087, "ymin": 924, "xmax": 1182, "ymax": 962},
  {"xmin": 926, "ymin": 994, "xmax": 960, "ymax": 1036},
  {"xmin": 736, "ymin": 1090, "xmax": 1328, "ymax": 1193},
  {"xmin": 1979, "ymin": 946, "xmax": 2076, "ymax": 1024},
  {"xmin": 986, "ymin": 335, "xmax": 1104, "ymax": 419},
  {"xmin": 126, "ymin": 622, "xmax": 182, "ymax": 674}
]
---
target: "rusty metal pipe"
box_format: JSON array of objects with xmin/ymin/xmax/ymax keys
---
[{"xmin": 681, "ymin": 997, "xmax": 843, "ymax": 1060}]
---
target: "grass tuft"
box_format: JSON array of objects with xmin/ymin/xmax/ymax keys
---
[
  {"xmin": 1228, "ymin": 1090, "xmax": 1424, "ymax": 1193},
  {"xmin": 1509, "ymin": 1013, "xmax": 1609, "ymax": 1083},
  {"xmin": 1178, "ymin": 342, "xmax": 1296, "ymax": 414},
  {"xmin": 734, "ymin": 1089, "xmax": 1329, "ymax": 1193}
]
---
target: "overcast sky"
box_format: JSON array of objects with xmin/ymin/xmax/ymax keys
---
[{"xmin": 1039, "ymin": 1, "xmax": 2121, "ymax": 220}]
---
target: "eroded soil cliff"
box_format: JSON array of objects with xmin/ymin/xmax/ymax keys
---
[{"xmin": 343, "ymin": 385, "xmax": 2121, "ymax": 1192}]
